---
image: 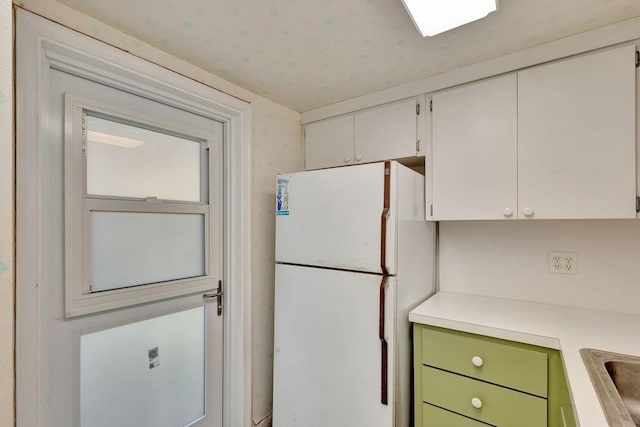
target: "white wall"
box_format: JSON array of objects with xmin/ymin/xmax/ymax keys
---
[
  {"xmin": 0, "ymin": 1, "xmax": 14, "ymax": 426},
  {"xmin": 439, "ymin": 220, "xmax": 640, "ymax": 315},
  {"xmin": 12, "ymin": 1, "xmax": 303, "ymax": 425},
  {"xmin": 250, "ymin": 97, "xmax": 302, "ymax": 424}
]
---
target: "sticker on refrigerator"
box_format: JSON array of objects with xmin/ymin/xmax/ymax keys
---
[{"xmin": 276, "ymin": 177, "xmax": 290, "ymax": 216}]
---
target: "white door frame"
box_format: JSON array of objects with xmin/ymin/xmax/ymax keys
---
[{"xmin": 15, "ymin": 9, "xmax": 252, "ymax": 427}]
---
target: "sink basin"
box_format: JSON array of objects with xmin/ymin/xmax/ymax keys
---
[
  {"xmin": 606, "ymin": 360, "xmax": 640, "ymax": 425},
  {"xmin": 581, "ymin": 348, "xmax": 640, "ymax": 426}
]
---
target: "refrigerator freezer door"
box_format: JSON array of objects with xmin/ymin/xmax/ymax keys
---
[
  {"xmin": 276, "ymin": 162, "xmax": 395, "ymax": 274},
  {"xmin": 273, "ymin": 264, "xmax": 396, "ymax": 427}
]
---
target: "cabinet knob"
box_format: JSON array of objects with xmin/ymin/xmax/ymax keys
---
[
  {"xmin": 472, "ymin": 356, "xmax": 484, "ymax": 367},
  {"xmin": 503, "ymin": 208, "xmax": 513, "ymax": 217},
  {"xmin": 523, "ymin": 206, "xmax": 534, "ymax": 217},
  {"xmin": 355, "ymin": 153, "xmax": 363, "ymax": 162},
  {"xmin": 471, "ymin": 397, "xmax": 483, "ymax": 409},
  {"xmin": 344, "ymin": 156, "xmax": 351, "ymax": 163}
]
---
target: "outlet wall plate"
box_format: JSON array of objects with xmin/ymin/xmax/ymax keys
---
[{"xmin": 549, "ymin": 252, "xmax": 577, "ymax": 275}]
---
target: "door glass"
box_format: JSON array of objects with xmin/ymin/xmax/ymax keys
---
[
  {"xmin": 86, "ymin": 114, "xmax": 203, "ymax": 202},
  {"xmin": 80, "ymin": 307, "xmax": 206, "ymax": 427},
  {"xmin": 89, "ymin": 212, "xmax": 205, "ymax": 292}
]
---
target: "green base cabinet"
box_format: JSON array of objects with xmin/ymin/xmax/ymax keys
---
[{"xmin": 414, "ymin": 324, "xmax": 576, "ymax": 427}]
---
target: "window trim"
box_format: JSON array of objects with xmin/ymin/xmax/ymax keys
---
[{"xmin": 64, "ymin": 93, "xmax": 222, "ymax": 317}]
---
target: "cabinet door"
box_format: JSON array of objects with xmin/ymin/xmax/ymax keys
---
[
  {"xmin": 518, "ymin": 45, "xmax": 636, "ymax": 219},
  {"xmin": 431, "ymin": 75, "xmax": 517, "ymax": 220},
  {"xmin": 304, "ymin": 114, "xmax": 354, "ymax": 170},
  {"xmin": 354, "ymin": 97, "xmax": 419, "ymax": 164}
]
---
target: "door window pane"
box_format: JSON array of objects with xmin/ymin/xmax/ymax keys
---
[
  {"xmin": 90, "ymin": 212, "xmax": 205, "ymax": 292},
  {"xmin": 80, "ymin": 307, "xmax": 205, "ymax": 427},
  {"xmin": 86, "ymin": 115, "xmax": 203, "ymax": 202}
]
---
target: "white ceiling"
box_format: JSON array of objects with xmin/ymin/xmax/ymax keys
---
[{"xmin": 56, "ymin": 0, "xmax": 640, "ymax": 113}]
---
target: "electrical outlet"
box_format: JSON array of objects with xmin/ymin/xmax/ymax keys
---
[{"xmin": 548, "ymin": 252, "xmax": 577, "ymax": 275}]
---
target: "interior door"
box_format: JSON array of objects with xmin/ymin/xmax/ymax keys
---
[
  {"xmin": 26, "ymin": 50, "xmax": 224, "ymax": 427},
  {"xmin": 273, "ymin": 264, "xmax": 396, "ymax": 427}
]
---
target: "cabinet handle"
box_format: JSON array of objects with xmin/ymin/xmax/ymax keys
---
[
  {"xmin": 355, "ymin": 153, "xmax": 363, "ymax": 162},
  {"xmin": 503, "ymin": 208, "xmax": 513, "ymax": 217},
  {"xmin": 471, "ymin": 397, "xmax": 483, "ymax": 409},
  {"xmin": 344, "ymin": 156, "xmax": 352, "ymax": 163},
  {"xmin": 523, "ymin": 206, "xmax": 534, "ymax": 217},
  {"xmin": 472, "ymin": 356, "xmax": 484, "ymax": 367}
]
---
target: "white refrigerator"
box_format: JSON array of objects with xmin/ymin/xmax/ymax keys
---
[{"xmin": 273, "ymin": 161, "xmax": 435, "ymax": 427}]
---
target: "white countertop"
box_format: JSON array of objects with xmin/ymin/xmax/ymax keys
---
[{"xmin": 409, "ymin": 291, "xmax": 640, "ymax": 427}]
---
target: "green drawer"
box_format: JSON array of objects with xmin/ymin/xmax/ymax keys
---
[
  {"xmin": 421, "ymin": 366, "xmax": 547, "ymax": 427},
  {"xmin": 422, "ymin": 403, "xmax": 491, "ymax": 427},
  {"xmin": 421, "ymin": 326, "xmax": 548, "ymax": 397}
]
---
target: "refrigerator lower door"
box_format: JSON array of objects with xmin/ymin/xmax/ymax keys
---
[{"xmin": 273, "ymin": 264, "xmax": 396, "ymax": 427}]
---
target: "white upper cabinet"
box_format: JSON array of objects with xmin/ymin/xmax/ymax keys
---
[
  {"xmin": 517, "ymin": 44, "xmax": 637, "ymax": 219},
  {"xmin": 354, "ymin": 97, "xmax": 422, "ymax": 164},
  {"xmin": 430, "ymin": 45, "xmax": 637, "ymax": 221},
  {"xmin": 431, "ymin": 75, "xmax": 518, "ymax": 220},
  {"xmin": 304, "ymin": 96, "xmax": 425, "ymax": 170},
  {"xmin": 304, "ymin": 114, "xmax": 354, "ymax": 170}
]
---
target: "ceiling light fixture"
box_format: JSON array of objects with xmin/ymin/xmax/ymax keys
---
[{"xmin": 401, "ymin": 0, "xmax": 498, "ymax": 37}]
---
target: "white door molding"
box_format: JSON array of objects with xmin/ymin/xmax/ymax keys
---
[{"xmin": 15, "ymin": 8, "xmax": 252, "ymax": 427}]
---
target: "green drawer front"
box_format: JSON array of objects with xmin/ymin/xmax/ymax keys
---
[
  {"xmin": 423, "ymin": 403, "xmax": 491, "ymax": 427},
  {"xmin": 421, "ymin": 366, "xmax": 547, "ymax": 427},
  {"xmin": 421, "ymin": 326, "xmax": 548, "ymax": 397}
]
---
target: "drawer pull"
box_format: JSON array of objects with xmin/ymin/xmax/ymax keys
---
[
  {"xmin": 472, "ymin": 356, "xmax": 484, "ymax": 367},
  {"xmin": 471, "ymin": 397, "xmax": 483, "ymax": 409}
]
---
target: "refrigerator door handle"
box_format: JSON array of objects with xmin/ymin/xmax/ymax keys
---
[
  {"xmin": 380, "ymin": 207, "xmax": 390, "ymax": 274},
  {"xmin": 379, "ymin": 163, "xmax": 392, "ymax": 404},
  {"xmin": 380, "ymin": 161, "xmax": 391, "ymax": 275},
  {"xmin": 379, "ymin": 276, "xmax": 389, "ymax": 405}
]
